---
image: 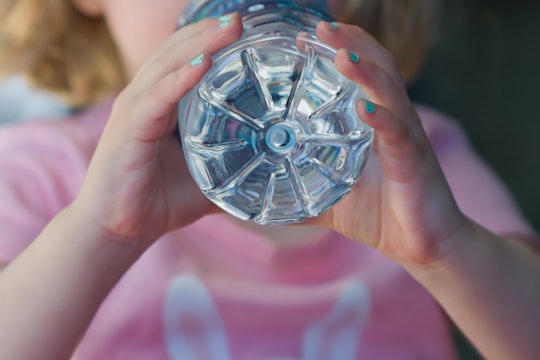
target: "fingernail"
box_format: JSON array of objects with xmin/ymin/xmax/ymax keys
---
[
  {"xmin": 219, "ymin": 20, "xmax": 231, "ymax": 28},
  {"xmin": 329, "ymin": 22, "xmax": 339, "ymax": 31},
  {"xmin": 190, "ymin": 54, "xmax": 205, "ymax": 66},
  {"xmin": 218, "ymin": 14, "xmax": 233, "ymax": 22},
  {"xmin": 348, "ymin": 50, "xmax": 360, "ymax": 63},
  {"xmin": 364, "ymin": 100, "xmax": 376, "ymax": 114},
  {"xmin": 219, "ymin": 14, "xmax": 233, "ymax": 28}
]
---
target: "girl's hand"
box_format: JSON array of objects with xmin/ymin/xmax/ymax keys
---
[
  {"xmin": 311, "ymin": 22, "xmax": 469, "ymax": 267},
  {"xmin": 74, "ymin": 15, "xmax": 243, "ymax": 249}
]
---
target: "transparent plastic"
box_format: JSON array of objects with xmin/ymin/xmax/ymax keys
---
[{"xmin": 177, "ymin": 0, "xmax": 373, "ymax": 225}]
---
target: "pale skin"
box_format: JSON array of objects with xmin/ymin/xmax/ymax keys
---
[{"xmin": 0, "ymin": 2, "xmax": 539, "ymax": 360}]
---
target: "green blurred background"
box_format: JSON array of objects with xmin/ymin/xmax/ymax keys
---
[
  {"xmin": 408, "ymin": 0, "xmax": 540, "ymax": 358},
  {"xmin": 410, "ymin": 0, "xmax": 540, "ymax": 233}
]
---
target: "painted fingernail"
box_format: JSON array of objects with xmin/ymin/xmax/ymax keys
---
[
  {"xmin": 348, "ymin": 50, "xmax": 360, "ymax": 63},
  {"xmin": 190, "ymin": 54, "xmax": 205, "ymax": 66},
  {"xmin": 364, "ymin": 100, "xmax": 376, "ymax": 114},
  {"xmin": 219, "ymin": 14, "xmax": 233, "ymax": 28},
  {"xmin": 329, "ymin": 22, "xmax": 339, "ymax": 31}
]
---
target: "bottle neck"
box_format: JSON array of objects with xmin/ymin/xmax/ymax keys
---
[{"xmin": 178, "ymin": 0, "xmax": 333, "ymax": 28}]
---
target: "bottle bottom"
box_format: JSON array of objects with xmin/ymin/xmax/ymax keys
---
[{"xmin": 180, "ymin": 31, "xmax": 373, "ymax": 224}]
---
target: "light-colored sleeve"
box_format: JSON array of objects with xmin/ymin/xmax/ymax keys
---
[
  {"xmin": 416, "ymin": 104, "xmax": 536, "ymax": 240},
  {"xmin": 0, "ymin": 75, "xmax": 70, "ymax": 126}
]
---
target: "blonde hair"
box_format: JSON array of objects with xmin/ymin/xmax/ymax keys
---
[
  {"xmin": 0, "ymin": 0, "xmax": 125, "ymax": 108},
  {"xmin": 0, "ymin": 0, "xmax": 438, "ymax": 108}
]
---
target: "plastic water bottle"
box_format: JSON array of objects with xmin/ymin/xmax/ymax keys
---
[{"xmin": 177, "ymin": 0, "xmax": 374, "ymax": 225}]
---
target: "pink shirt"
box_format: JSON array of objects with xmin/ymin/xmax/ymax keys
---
[{"xmin": 0, "ymin": 99, "xmax": 535, "ymax": 359}]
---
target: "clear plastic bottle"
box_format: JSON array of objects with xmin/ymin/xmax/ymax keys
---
[{"xmin": 177, "ymin": 0, "xmax": 374, "ymax": 225}]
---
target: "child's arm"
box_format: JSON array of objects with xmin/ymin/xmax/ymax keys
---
[
  {"xmin": 0, "ymin": 15, "xmax": 243, "ymax": 360},
  {"xmin": 409, "ymin": 222, "xmax": 540, "ymax": 360},
  {"xmin": 313, "ymin": 21, "xmax": 540, "ymax": 360},
  {"xmin": 0, "ymin": 206, "xmax": 143, "ymax": 359}
]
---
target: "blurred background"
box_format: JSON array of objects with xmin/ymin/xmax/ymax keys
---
[
  {"xmin": 409, "ymin": 0, "xmax": 540, "ymax": 358},
  {"xmin": 410, "ymin": 0, "xmax": 540, "ymax": 234}
]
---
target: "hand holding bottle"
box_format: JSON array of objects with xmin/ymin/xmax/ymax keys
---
[
  {"xmin": 75, "ymin": 15, "xmax": 243, "ymax": 249},
  {"xmin": 310, "ymin": 21, "xmax": 468, "ymax": 268}
]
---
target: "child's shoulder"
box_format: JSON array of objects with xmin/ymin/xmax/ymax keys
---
[
  {"xmin": 0, "ymin": 97, "xmax": 113, "ymax": 209},
  {"xmin": 0, "ymin": 99, "xmax": 113, "ymax": 262}
]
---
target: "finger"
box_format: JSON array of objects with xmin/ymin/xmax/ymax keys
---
[
  {"xmin": 167, "ymin": 14, "xmax": 238, "ymax": 51},
  {"xmin": 141, "ymin": 14, "xmax": 240, "ymax": 70},
  {"xmin": 334, "ymin": 48, "xmax": 410, "ymax": 116},
  {"xmin": 316, "ymin": 21, "xmax": 403, "ymax": 84},
  {"xmin": 357, "ymin": 99, "xmax": 434, "ymax": 184},
  {"xmin": 126, "ymin": 53, "xmax": 213, "ymax": 142},
  {"xmin": 131, "ymin": 14, "xmax": 243, "ymax": 91}
]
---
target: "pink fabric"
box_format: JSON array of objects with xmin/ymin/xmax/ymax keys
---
[{"xmin": 0, "ymin": 99, "xmax": 535, "ymax": 359}]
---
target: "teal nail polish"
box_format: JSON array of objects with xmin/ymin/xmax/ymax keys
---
[
  {"xmin": 364, "ymin": 100, "xmax": 376, "ymax": 114},
  {"xmin": 218, "ymin": 14, "xmax": 232, "ymax": 22},
  {"xmin": 329, "ymin": 22, "xmax": 339, "ymax": 30},
  {"xmin": 190, "ymin": 54, "xmax": 204, "ymax": 66},
  {"xmin": 218, "ymin": 14, "xmax": 233, "ymax": 28},
  {"xmin": 348, "ymin": 50, "xmax": 360, "ymax": 63}
]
